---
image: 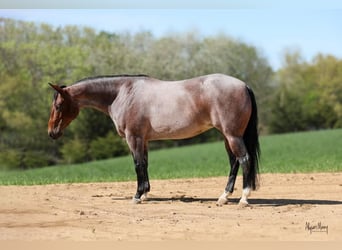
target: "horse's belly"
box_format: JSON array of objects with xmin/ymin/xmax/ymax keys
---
[{"xmin": 147, "ymin": 115, "xmax": 212, "ymax": 140}]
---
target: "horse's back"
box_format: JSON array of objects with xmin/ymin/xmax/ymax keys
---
[
  {"xmin": 145, "ymin": 74, "xmax": 247, "ymax": 99},
  {"xmin": 201, "ymin": 73, "xmax": 246, "ymax": 90},
  {"xmin": 154, "ymin": 73, "xmax": 245, "ymax": 87}
]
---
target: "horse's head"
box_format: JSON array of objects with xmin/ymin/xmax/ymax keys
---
[{"xmin": 48, "ymin": 83, "xmax": 79, "ymax": 139}]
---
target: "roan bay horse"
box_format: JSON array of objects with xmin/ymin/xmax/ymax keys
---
[{"xmin": 48, "ymin": 74, "xmax": 260, "ymax": 206}]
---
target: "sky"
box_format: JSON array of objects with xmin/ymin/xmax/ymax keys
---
[{"xmin": 0, "ymin": 0, "xmax": 341, "ymax": 70}]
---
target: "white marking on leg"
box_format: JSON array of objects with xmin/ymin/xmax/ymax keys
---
[
  {"xmin": 141, "ymin": 193, "xmax": 148, "ymax": 201},
  {"xmin": 132, "ymin": 197, "xmax": 142, "ymax": 204},
  {"xmin": 239, "ymin": 187, "xmax": 251, "ymax": 205},
  {"xmin": 216, "ymin": 191, "xmax": 232, "ymax": 206},
  {"xmin": 132, "ymin": 193, "xmax": 148, "ymax": 204}
]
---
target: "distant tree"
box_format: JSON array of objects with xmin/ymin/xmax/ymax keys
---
[{"xmin": 269, "ymin": 51, "xmax": 341, "ymax": 133}]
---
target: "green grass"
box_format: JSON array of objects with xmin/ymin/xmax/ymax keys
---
[
  {"xmin": 0, "ymin": 129, "xmax": 341, "ymax": 185},
  {"xmin": 261, "ymin": 129, "xmax": 342, "ymax": 173}
]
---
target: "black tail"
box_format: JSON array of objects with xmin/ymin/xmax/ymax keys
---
[{"xmin": 243, "ymin": 86, "xmax": 260, "ymax": 190}]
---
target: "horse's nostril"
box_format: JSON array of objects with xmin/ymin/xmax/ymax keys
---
[
  {"xmin": 48, "ymin": 130, "xmax": 62, "ymax": 139},
  {"xmin": 48, "ymin": 131, "xmax": 57, "ymax": 139}
]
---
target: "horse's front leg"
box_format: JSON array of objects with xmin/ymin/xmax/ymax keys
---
[
  {"xmin": 141, "ymin": 144, "xmax": 150, "ymax": 200},
  {"xmin": 127, "ymin": 135, "xmax": 150, "ymax": 204}
]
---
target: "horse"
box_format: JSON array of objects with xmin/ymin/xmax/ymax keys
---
[{"xmin": 47, "ymin": 73, "xmax": 260, "ymax": 206}]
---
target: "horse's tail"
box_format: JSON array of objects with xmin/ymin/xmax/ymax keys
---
[{"xmin": 243, "ymin": 86, "xmax": 260, "ymax": 190}]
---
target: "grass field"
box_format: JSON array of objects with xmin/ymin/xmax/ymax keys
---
[{"xmin": 0, "ymin": 129, "xmax": 341, "ymax": 185}]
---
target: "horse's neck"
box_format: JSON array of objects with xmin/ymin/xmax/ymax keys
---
[{"xmin": 68, "ymin": 82, "xmax": 118, "ymax": 114}]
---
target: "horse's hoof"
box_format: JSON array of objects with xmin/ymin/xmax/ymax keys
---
[
  {"xmin": 238, "ymin": 199, "xmax": 250, "ymax": 208},
  {"xmin": 216, "ymin": 191, "xmax": 231, "ymax": 206},
  {"xmin": 216, "ymin": 197, "xmax": 228, "ymax": 206},
  {"xmin": 140, "ymin": 193, "xmax": 148, "ymax": 201},
  {"xmin": 132, "ymin": 197, "xmax": 142, "ymax": 204}
]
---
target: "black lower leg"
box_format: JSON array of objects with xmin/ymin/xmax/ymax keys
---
[
  {"xmin": 143, "ymin": 170, "xmax": 150, "ymax": 193},
  {"xmin": 224, "ymin": 147, "xmax": 240, "ymax": 194},
  {"xmin": 143, "ymin": 150, "xmax": 150, "ymax": 193},
  {"xmin": 134, "ymin": 158, "xmax": 150, "ymax": 200},
  {"xmin": 134, "ymin": 161, "xmax": 145, "ymax": 199},
  {"xmin": 239, "ymin": 155, "xmax": 250, "ymax": 189},
  {"xmin": 225, "ymin": 160, "xmax": 239, "ymax": 193}
]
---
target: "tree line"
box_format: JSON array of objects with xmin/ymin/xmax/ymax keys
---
[{"xmin": 0, "ymin": 18, "xmax": 341, "ymax": 169}]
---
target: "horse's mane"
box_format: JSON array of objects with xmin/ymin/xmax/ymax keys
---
[
  {"xmin": 74, "ymin": 74, "xmax": 150, "ymax": 84},
  {"xmin": 51, "ymin": 75, "xmax": 149, "ymax": 100}
]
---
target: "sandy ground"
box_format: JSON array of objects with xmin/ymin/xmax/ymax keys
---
[{"xmin": 0, "ymin": 173, "xmax": 341, "ymax": 241}]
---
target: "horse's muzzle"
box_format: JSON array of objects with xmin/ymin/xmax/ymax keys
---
[{"xmin": 48, "ymin": 130, "xmax": 63, "ymax": 140}]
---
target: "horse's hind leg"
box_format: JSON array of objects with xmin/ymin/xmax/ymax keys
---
[
  {"xmin": 217, "ymin": 139, "xmax": 240, "ymax": 206},
  {"xmin": 220, "ymin": 136, "xmax": 252, "ymax": 206}
]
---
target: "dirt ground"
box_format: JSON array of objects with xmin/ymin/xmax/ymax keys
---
[{"xmin": 0, "ymin": 173, "xmax": 341, "ymax": 241}]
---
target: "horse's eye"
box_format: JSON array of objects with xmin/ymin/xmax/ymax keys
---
[{"xmin": 55, "ymin": 104, "xmax": 62, "ymax": 112}]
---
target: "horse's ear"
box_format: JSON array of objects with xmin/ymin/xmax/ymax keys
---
[{"xmin": 48, "ymin": 83, "xmax": 68, "ymax": 98}]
